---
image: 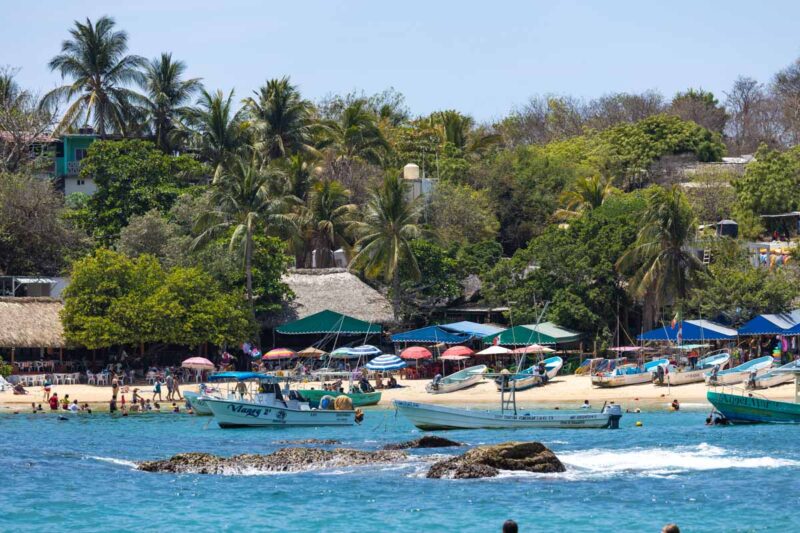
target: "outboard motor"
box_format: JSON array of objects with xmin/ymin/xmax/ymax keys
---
[{"xmin": 602, "ymin": 403, "xmax": 623, "ymax": 429}]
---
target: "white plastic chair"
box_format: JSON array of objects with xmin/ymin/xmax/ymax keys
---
[{"xmin": 87, "ymin": 372, "xmax": 96, "ymax": 385}]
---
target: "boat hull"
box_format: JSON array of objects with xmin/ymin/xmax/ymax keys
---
[
  {"xmin": 296, "ymin": 389, "xmax": 381, "ymax": 407},
  {"xmin": 657, "ymin": 368, "xmax": 708, "ymax": 386},
  {"xmin": 705, "ymin": 366, "xmax": 772, "ymax": 385},
  {"xmin": 495, "ymin": 374, "xmax": 541, "ymax": 392},
  {"xmin": 205, "ymin": 398, "xmax": 355, "ymax": 428},
  {"xmin": 707, "ymin": 391, "xmax": 800, "ymax": 424},
  {"xmin": 427, "ymin": 373, "xmax": 484, "ymax": 394},
  {"xmin": 183, "ymin": 392, "xmax": 213, "ymax": 416},
  {"xmin": 393, "ymin": 400, "xmax": 618, "ymax": 430},
  {"xmin": 591, "ymin": 372, "xmax": 653, "ymax": 388}
]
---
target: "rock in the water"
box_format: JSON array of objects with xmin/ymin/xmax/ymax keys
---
[
  {"xmin": 383, "ymin": 436, "xmax": 463, "ymax": 450},
  {"xmin": 138, "ymin": 448, "xmax": 406, "ymax": 475},
  {"xmin": 426, "ymin": 441, "xmax": 565, "ymax": 479}
]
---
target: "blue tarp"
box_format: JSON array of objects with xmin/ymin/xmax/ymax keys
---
[
  {"xmin": 738, "ymin": 311, "xmax": 800, "ymax": 336},
  {"xmin": 441, "ymin": 321, "xmax": 504, "ymax": 337},
  {"xmin": 638, "ymin": 319, "xmax": 737, "ymax": 342},
  {"xmin": 390, "ymin": 325, "xmax": 472, "ymax": 344}
]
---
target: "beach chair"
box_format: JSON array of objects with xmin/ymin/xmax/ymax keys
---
[{"xmin": 87, "ymin": 372, "xmax": 96, "ymax": 385}]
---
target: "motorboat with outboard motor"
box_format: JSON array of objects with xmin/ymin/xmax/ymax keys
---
[
  {"xmin": 427, "ymin": 365, "xmax": 487, "ymax": 394},
  {"xmin": 591, "ymin": 358, "xmax": 669, "ymax": 387},
  {"xmin": 653, "ymin": 352, "xmax": 730, "ymax": 386},
  {"xmin": 704, "ymin": 355, "xmax": 773, "ymax": 386}
]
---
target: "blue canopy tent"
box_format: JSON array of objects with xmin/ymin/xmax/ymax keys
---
[
  {"xmin": 440, "ymin": 321, "xmax": 504, "ymax": 337},
  {"xmin": 738, "ymin": 311, "xmax": 800, "ymax": 336},
  {"xmin": 638, "ymin": 319, "xmax": 737, "ymax": 342},
  {"xmin": 390, "ymin": 326, "xmax": 472, "ymax": 345}
]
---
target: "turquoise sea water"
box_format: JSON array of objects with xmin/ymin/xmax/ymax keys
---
[{"xmin": 2, "ymin": 404, "xmax": 799, "ymax": 532}]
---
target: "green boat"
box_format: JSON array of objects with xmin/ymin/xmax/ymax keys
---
[
  {"xmin": 707, "ymin": 368, "xmax": 800, "ymax": 424},
  {"xmin": 296, "ymin": 388, "xmax": 381, "ymax": 408}
]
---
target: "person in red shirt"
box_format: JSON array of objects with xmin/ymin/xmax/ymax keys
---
[{"xmin": 48, "ymin": 393, "xmax": 59, "ymax": 411}]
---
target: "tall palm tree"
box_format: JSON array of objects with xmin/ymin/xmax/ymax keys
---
[
  {"xmin": 141, "ymin": 52, "xmax": 202, "ymax": 152},
  {"xmin": 617, "ymin": 185, "xmax": 701, "ymax": 327},
  {"xmin": 243, "ymin": 77, "xmax": 317, "ymax": 160},
  {"xmin": 184, "ymin": 89, "xmax": 245, "ymax": 177},
  {"xmin": 294, "ymin": 180, "xmax": 356, "ymax": 268},
  {"xmin": 44, "ymin": 16, "xmax": 146, "ymax": 136},
  {"xmin": 349, "ymin": 173, "xmax": 422, "ymax": 318},
  {"xmin": 556, "ymin": 175, "xmax": 617, "ymax": 219},
  {"xmin": 323, "ymin": 99, "xmax": 390, "ymax": 165},
  {"xmin": 431, "ymin": 110, "xmax": 500, "ymax": 158},
  {"xmin": 192, "ymin": 154, "xmax": 296, "ymax": 306}
]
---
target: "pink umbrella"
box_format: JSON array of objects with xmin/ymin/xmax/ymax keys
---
[
  {"xmin": 400, "ymin": 346, "xmax": 433, "ymax": 360},
  {"xmin": 181, "ymin": 357, "xmax": 215, "ymax": 370},
  {"xmin": 442, "ymin": 345, "xmax": 475, "ymax": 357}
]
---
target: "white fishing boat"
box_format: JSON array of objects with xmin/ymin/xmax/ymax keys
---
[
  {"xmin": 393, "ymin": 400, "xmax": 622, "ymax": 430},
  {"xmin": 495, "ymin": 356, "xmax": 563, "ymax": 391},
  {"xmin": 426, "ymin": 365, "xmax": 487, "ymax": 394},
  {"xmin": 654, "ymin": 352, "xmax": 731, "ymax": 386},
  {"xmin": 202, "ymin": 372, "xmax": 358, "ymax": 428},
  {"xmin": 183, "ymin": 391, "xmax": 214, "ymax": 416},
  {"xmin": 705, "ymin": 355, "xmax": 774, "ymax": 386},
  {"xmin": 748, "ymin": 360, "xmax": 800, "ymax": 389},
  {"xmin": 591, "ymin": 358, "xmax": 669, "ymax": 388}
]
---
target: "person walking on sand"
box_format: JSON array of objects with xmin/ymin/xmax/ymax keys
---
[
  {"xmin": 42, "ymin": 377, "xmax": 52, "ymax": 401},
  {"xmin": 165, "ymin": 374, "xmax": 174, "ymax": 401},
  {"xmin": 152, "ymin": 379, "xmax": 163, "ymax": 401},
  {"xmin": 173, "ymin": 377, "xmax": 182, "ymax": 400}
]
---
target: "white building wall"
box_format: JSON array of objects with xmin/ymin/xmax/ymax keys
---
[{"xmin": 64, "ymin": 177, "xmax": 97, "ymax": 196}]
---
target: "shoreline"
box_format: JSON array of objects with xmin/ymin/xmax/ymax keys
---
[{"xmin": 2, "ymin": 374, "xmax": 796, "ymax": 413}]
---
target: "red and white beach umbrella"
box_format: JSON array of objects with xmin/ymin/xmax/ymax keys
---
[
  {"xmin": 442, "ymin": 345, "xmax": 475, "ymax": 358},
  {"xmin": 399, "ymin": 346, "xmax": 433, "ymax": 360}
]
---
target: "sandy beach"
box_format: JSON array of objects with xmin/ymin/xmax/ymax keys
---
[{"xmin": 2, "ymin": 374, "xmax": 796, "ymax": 412}]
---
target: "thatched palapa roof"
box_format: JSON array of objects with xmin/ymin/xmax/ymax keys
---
[
  {"xmin": 274, "ymin": 268, "xmax": 394, "ymax": 326},
  {"xmin": 0, "ymin": 297, "xmax": 65, "ymax": 348}
]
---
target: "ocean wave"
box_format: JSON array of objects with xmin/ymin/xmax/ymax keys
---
[{"xmin": 88, "ymin": 456, "xmax": 138, "ymax": 469}]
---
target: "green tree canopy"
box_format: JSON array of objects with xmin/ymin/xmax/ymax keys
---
[{"xmin": 732, "ymin": 144, "xmax": 800, "ymax": 217}]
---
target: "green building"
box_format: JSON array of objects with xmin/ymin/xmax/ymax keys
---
[{"xmin": 54, "ymin": 130, "xmax": 99, "ymax": 195}]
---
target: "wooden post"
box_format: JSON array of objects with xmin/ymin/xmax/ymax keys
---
[
  {"xmin": 10, "ymin": 347, "xmax": 15, "ymax": 364},
  {"xmin": 59, "ymin": 347, "xmax": 63, "ymax": 364}
]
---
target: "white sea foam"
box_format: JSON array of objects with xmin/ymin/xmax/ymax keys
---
[{"xmin": 89, "ymin": 456, "xmax": 138, "ymax": 469}]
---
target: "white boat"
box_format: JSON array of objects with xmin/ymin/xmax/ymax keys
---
[
  {"xmin": 495, "ymin": 357, "xmax": 563, "ymax": 391},
  {"xmin": 202, "ymin": 373, "xmax": 357, "ymax": 428},
  {"xmin": 183, "ymin": 391, "xmax": 214, "ymax": 416},
  {"xmin": 705, "ymin": 355, "xmax": 774, "ymax": 385},
  {"xmin": 654, "ymin": 352, "xmax": 731, "ymax": 386},
  {"xmin": 393, "ymin": 400, "xmax": 622, "ymax": 430},
  {"xmin": 426, "ymin": 365, "xmax": 487, "ymax": 394},
  {"xmin": 591, "ymin": 358, "xmax": 669, "ymax": 388},
  {"xmin": 748, "ymin": 360, "xmax": 800, "ymax": 389}
]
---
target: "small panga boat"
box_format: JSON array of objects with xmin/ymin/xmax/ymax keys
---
[
  {"xmin": 708, "ymin": 365, "xmax": 800, "ymax": 423},
  {"xmin": 748, "ymin": 360, "xmax": 800, "ymax": 389},
  {"xmin": 654, "ymin": 352, "xmax": 730, "ymax": 386},
  {"xmin": 426, "ymin": 365, "xmax": 487, "ymax": 394},
  {"xmin": 296, "ymin": 388, "xmax": 381, "ymax": 407},
  {"xmin": 705, "ymin": 355, "xmax": 773, "ymax": 385},
  {"xmin": 591, "ymin": 358, "xmax": 668, "ymax": 388},
  {"xmin": 495, "ymin": 357, "xmax": 563, "ymax": 392}
]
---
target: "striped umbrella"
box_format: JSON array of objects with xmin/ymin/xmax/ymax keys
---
[
  {"xmin": 329, "ymin": 347, "xmax": 360, "ymax": 359},
  {"xmin": 350, "ymin": 345, "xmax": 383, "ymax": 357},
  {"xmin": 262, "ymin": 348, "xmax": 296, "ymax": 360},
  {"xmin": 365, "ymin": 354, "xmax": 407, "ymax": 371}
]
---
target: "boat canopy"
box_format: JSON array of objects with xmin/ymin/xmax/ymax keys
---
[
  {"xmin": 208, "ymin": 372, "xmax": 274, "ymax": 382},
  {"xmin": 276, "ymin": 309, "xmax": 381, "ymax": 335},
  {"xmin": 483, "ymin": 322, "xmax": 580, "ymax": 346},
  {"xmin": 638, "ymin": 320, "xmax": 737, "ymax": 342},
  {"xmin": 440, "ymin": 321, "xmax": 504, "ymax": 337},
  {"xmin": 738, "ymin": 311, "xmax": 800, "ymax": 335},
  {"xmin": 391, "ymin": 325, "xmax": 472, "ymax": 344}
]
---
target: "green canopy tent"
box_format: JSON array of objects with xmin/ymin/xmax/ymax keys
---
[
  {"xmin": 275, "ymin": 310, "xmax": 382, "ymax": 336},
  {"xmin": 483, "ymin": 321, "xmax": 581, "ymax": 346}
]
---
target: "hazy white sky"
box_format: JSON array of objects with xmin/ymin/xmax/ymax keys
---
[{"xmin": 3, "ymin": 0, "xmax": 800, "ymax": 121}]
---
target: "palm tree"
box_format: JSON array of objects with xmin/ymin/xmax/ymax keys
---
[
  {"xmin": 617, "ymin": 185, "xmax": 701, "ymax": 327},
  {"xmin": 243, "ymin": 77, "xmax": 317, "ymax": 160},
  {"xmin": 184, "ymin": 89, "xmax": 245, "ymax": 177},
  {"xmin": 141, "ymin": 52, "xmax": 202, "ymax": 152},
  {"xmin": 349, "ymin": 173, "xmax": 422, "ymax": 318},
  {"xmin": 556, "ymin": 175, "xmax": 617, "ymax": 219},
  {"xmin": 323, "ymin": 99, "xmax": 390, "ymax": 165},
  {"xmin": 44, "ymin": 16, "xmax": 146, "ymax": 136},
  {"xmin": 192, "ymin": 154, "xmax": 296, "ymax": 306},
  {"xmin": 295, "ymin": 180, "xmax": 357, "ymax": 268},
  {"xmin": 431, "ymin": 110, "xmax": 500, "ymax": 158}
]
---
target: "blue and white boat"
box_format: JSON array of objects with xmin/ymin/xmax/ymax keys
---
[
  {"xmin": 591, "ymin": 358, "xmax": 669, "ymax": 387},
  {"xmin": 654, "ymin": 352, "xmax": 731, "ymax": 386},
  {"xmin": 495, "ymin": 356, "xmax": 563, "ymax": 391},
  {"xmin": 708, "ymin": 366, "xmax": 800, "ymax": 423},
  {"xmin": 705, "ymin": 355, "xmax": 773, "ymax": 386},
  {"xmin": 749, "ymin": 360, "xmax": 800, "ymax": 389}
]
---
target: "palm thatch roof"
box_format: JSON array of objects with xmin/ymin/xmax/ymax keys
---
[
  {"xmin": 0, "ymin": 297, "xmax": 65, "ymax": 348},
  {"xmin": 270, "ymin": 269, "xmax": 394, "ymax": 327}
]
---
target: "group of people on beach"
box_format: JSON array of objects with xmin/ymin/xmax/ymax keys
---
[{"xmin": 34, "ymin": 393, "xmax": 90, "ymax": 414}]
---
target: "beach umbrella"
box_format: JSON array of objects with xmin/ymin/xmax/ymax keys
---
[
  {"xmin": 476, "ymin": 345, "xmax": 512, "ymax": 355},
  {"xmin": 442, "ymin": 345, "xmax": 475, "ymax": 357},
  {"xmin": 181, "ymin": 357, "xmax": 214, "ymax": 370},
  {"xmin": 329, "ymin": 347, "xmax": 361, "ymax": 359},
  {"xmin": 513, "ymin": 344, "xmax": 555, "ymax": 354},
  {"xmin": 262, "ymin": 348, "xmax": 296, "ymax": 360},
  {"xmin": 349, "ymin": 345, "xmax": 383, "ymax": 357},
  {"xmin": 298, "ymin": 346, "xmax": 327, "ymax": 358},
  {"xmin": 365, "ymin": 354, "xmax": 407, "ymax": 371},
  {"xmin": 400, "ymin": 346, "xmax": 433, "ymax": 360},
  {"xmin": 440, "ymin": 354, "xmax": 472, "ymax": 361}
]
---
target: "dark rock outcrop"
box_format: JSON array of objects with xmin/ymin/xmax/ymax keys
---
[
  {"xmin": 383, "ymin": 436, "xmax": 463, "ymax": 450},
  {"xmin": 426, "ymin": 441, "xmax": 565, "ymax": 479},
  {"xmin": 138, "ymin": 448, "xmax": 405, "ymax": 475}
]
